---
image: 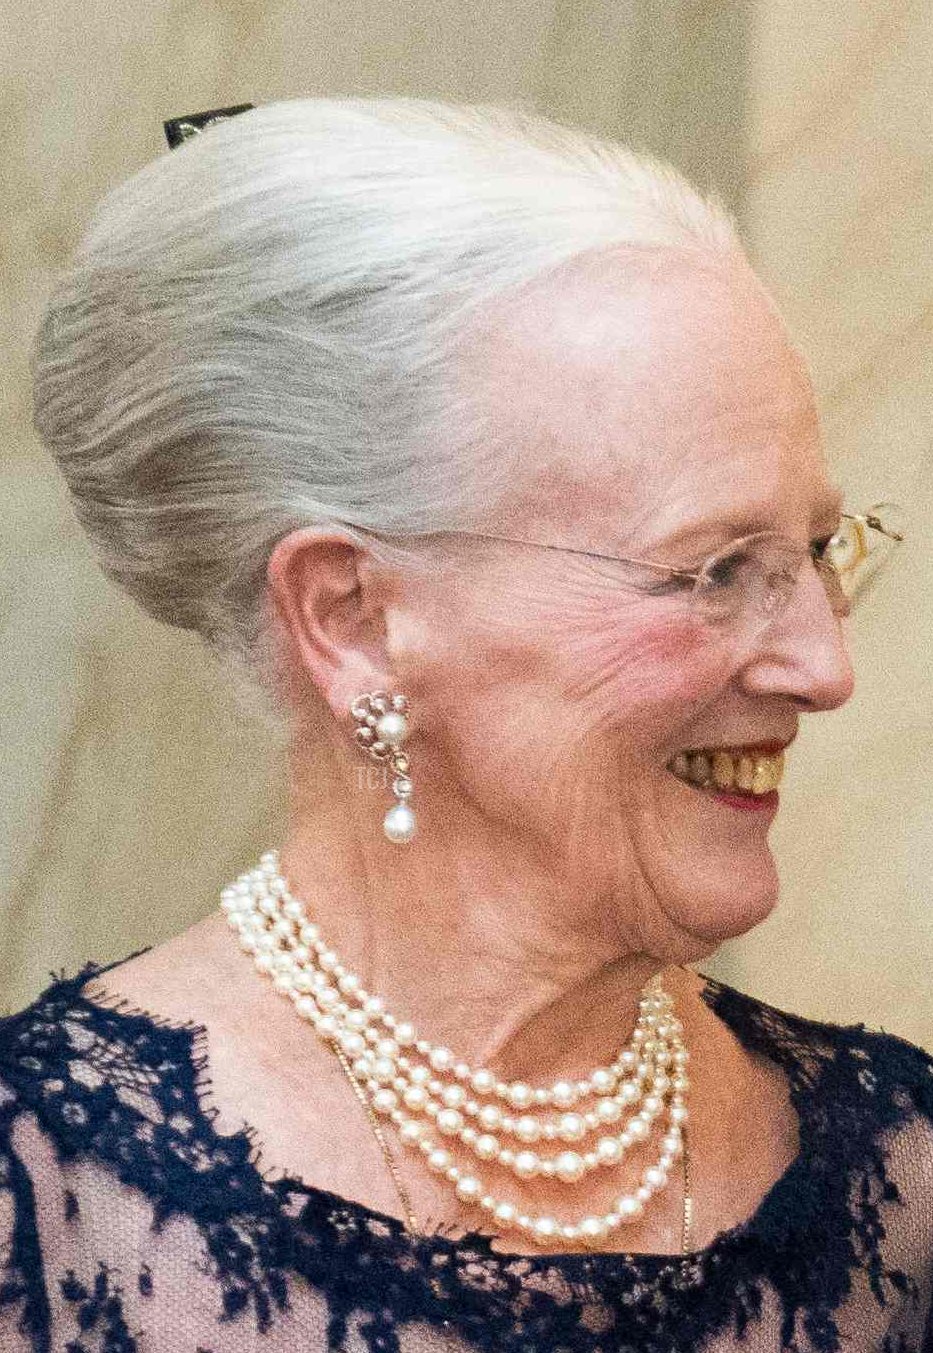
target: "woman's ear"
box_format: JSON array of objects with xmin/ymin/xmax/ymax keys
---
[{"xmin": 266, "ymin": 529, "xmax": 392, "ymax": 716}]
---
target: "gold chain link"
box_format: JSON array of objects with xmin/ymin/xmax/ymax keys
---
[{"xmin": 333, "ymin": 1041, "xmax": 420, "ymax": 1233}]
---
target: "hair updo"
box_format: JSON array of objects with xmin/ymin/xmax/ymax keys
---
[{"xmin": 31, "ymin": 97, "xmax": 742, "ymax": 690}]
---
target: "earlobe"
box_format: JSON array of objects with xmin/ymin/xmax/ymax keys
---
[{"xmin": 266, "ymin": 528, "xmax": 391, "ymax": 715}]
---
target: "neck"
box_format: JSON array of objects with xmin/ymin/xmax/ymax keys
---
[{"xmin": 278, "ymin": 740, "xmax": 691, "ymax": 1085}]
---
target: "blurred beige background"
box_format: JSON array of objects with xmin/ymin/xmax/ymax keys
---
[{"xmin": 2, "ymin": 1, "xmax": 930, "ymax": 1048}]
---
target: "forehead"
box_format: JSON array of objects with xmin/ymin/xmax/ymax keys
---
[{"xmin": 467, "ymin": 246, "xmax": 833, "ymax": 544}]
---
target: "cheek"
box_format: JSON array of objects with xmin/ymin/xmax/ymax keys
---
[{"xmin": 560, "ymin": 610, "xmax": 733, "ymax": 745}]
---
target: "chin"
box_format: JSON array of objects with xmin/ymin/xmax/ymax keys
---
[
  {"xmin": 689, "ymin": 877, "xmax": 779, "ymax": 946},
  {"xmin": 649, "ymin": 850, "xmax": 781, "ymax": 955}
]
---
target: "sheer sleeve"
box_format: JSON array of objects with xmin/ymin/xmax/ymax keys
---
[{"xmin": 1, "ymin": 1074, "xmax": 52, "ymax": 1352}]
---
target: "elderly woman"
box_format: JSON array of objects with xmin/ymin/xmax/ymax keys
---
[{"xmin": 1, "ymin": 98, "xmax": 930, "ymax": 1353}]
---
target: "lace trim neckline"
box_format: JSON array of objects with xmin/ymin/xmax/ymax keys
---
[{"xmin": 74, "ymin": 958, "xmax": 809, "ymax": 1271}]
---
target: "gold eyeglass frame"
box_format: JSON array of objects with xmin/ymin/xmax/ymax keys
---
[{"xmin": 420, "ymin": 503, "xmax": 906, "ymax": 621}]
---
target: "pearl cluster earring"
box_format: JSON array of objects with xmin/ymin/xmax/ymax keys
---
[{"xmin": 351, "ymin": 690, "xmax": 415, "ymax": 843}]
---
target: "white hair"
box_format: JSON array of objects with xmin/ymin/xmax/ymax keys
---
[{"xmin": 31, "ymin": 97, "xmax": 744, "ymax": 694}]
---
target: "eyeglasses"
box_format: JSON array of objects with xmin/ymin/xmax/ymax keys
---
[{"xmin": 421, "ymin": 503, "xmax": 906, "ymax": 647}]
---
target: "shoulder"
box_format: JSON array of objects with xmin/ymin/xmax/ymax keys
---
[
  {"xmin": 697, "ymin": 969, "xmax": 933, "ymax": 1116},
  {"xmin": 697, "ymin": 971, "xmax": 933, "ymax": 1234},
  {"xmin": 0, "ymin": 957, "xmax": 209, "ymax": 1160}
]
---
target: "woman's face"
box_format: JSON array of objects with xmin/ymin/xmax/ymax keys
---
[{"xmin": 386, "ymin": 247, "xmax": 855, "ymax": 963}]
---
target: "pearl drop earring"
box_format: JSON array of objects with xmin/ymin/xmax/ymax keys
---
[{"xmin": 350, "ymin": 691, "xmax": 416, "ymax": 843}]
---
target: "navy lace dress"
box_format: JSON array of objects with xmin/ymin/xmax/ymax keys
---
[{"xmin": 0, "ymin": 960, "xmax": 931, "ymax": 1352}]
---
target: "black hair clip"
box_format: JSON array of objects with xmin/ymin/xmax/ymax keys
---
[{"xmin": 163, "ymin": 103, "xmax": 255, "ymax": 149}]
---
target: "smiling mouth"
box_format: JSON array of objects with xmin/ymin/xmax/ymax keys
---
[{"xmin": 666, "ymin": 748, "xmax": 785, "ymax": 796}]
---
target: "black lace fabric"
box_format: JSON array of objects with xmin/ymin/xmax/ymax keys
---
[{"xmin": 0, "ymin": 961, "xmax": 930, "ymax": 1352}]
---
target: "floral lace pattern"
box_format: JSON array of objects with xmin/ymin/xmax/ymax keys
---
[{"xmin": 0, "ymin": 961, "xmax": 931, "ymax": 1352}]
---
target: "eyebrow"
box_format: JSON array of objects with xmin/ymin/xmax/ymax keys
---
[{"xmin": 658, "ymin": 487, "xmax": 846, "ymax": 554}]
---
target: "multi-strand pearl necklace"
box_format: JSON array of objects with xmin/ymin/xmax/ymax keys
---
[{"xmin": 222, "ymin": 851, "xmax": 691, "ymax": 1248}]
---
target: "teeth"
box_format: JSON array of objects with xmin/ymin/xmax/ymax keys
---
[
  {"xmin": 735, "ymin": 756, "xmax": 755, "ymax": 792},
  {"xmin": 668, "ymin": 749, "xmax": 785, "ymax": 795},
  {"xmin": 711, "ymin": 752, "xmax": 735, "ymax": 790},
  {"xmin": 752, "ymin": 759, "xmax": 777, "ymax": 794}
]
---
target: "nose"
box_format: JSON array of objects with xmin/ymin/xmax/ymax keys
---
[{"xmin": 737, "ymin": 558, "xmax": 856, "ymax": 711}]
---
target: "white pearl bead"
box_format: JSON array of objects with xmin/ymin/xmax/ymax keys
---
[
  {"xmin": 430, "ymin": 1046, "xmax": 453, "ymax": 1071},
  {"xmin": 508, "ymin": 1083, "xmax": 533, "ymax": 1109},
  {"xmin": 597, "ymin": 1136, "xmax": 623, "ymax": 1165},
  {"xmin": 514, "ymin": 1115, "xmax": 540, "ymax": 1143},
  {"xmin": 554, "ymin": 1151, "xmax": 585, "ymax": 1183},
  {"xmin": 399, "ymin": 1121, "xmax": 423, "ymax": 1145},
  {"xmin": 374, "ymin": 711, "xmax": 408, "ymax": 745},
  {"xmin": 474, "ymin": 1133, "xmax": 499, "ymax": 1160},
  {"xmin": 471, "ymin": 1069, "xmax": 495, "ymax": 1094},
  {"xmin": 442, "ymin": 1085, "xmax": 466, "ymax": 1108},
  {"xmin": 372, "ymin": 1089, "xmax": 397, "ymax": 1114},
  {"xmin": 513, "ymin": 1150, "xmax": 540, "ymax": 1179},
  {"xmin": 383, "ymin": 802, "xmax": 416, "ymax": 843},
  {"xmin": 558, "ymin": 1113, "xmax": 586, "ymax": 1142},
  {"xmin": 494, "ymin": 1201, "xmax": 517, "ymax": 1224},
  {"xmin": 455, "ymin": 1176, "xmax": 482, "ymax": 1203},
  {"xmin": 662, "ymin": 1132, "xmax": 683, "ymax": 1156},
  {"xmin": 436, "ymin": 1109, "xmax": 464, "ymax": 1136},
  {"xmin": 427, "ymin": 1149, "xmax": 451, "ymax": 1174},
  {"xmin": 551, "ymin": 1080, "xmax": 577, "ymax": 1108},
  {"xmin": 478, "ymin": 1105, "xmax": 502, "ymax": 1131},
  {"xmin": 643, "ymin": 1165, "xmax": 668, "ymax": 1189},
  {"xmin": 532, "ymin": 1216, "xmax": 558, "ymax": 1240},
  {"xmin": 580, "ymin": 1216, "xmax": 607, "ymax": 1241},
  {"xmin": 395, "ymin": 1023, "xmax": 416, "ymax": 1047},
  {"xmin": 617, "ymin": 1196, "xmax": 644, "ymax": 1220},
  {"xmin": 628, "ymin": 1118, "xmax": 650, "ymax": 1141},
  {"xmin": 591, "ymin": 1069, "xmax": 615, "ymax": 1094},
  {"xmin": 597, "ymin": 1099, "xmax": 622, "ymax": 1123},
  {"xmin": 670, "ymin": 1103, "xmax": 689, "ymax": 1125},
  {"xmin": 403, "ymin": 1086, "xmax": 427, "ymax": 1111}
]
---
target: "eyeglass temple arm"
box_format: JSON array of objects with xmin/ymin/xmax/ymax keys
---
[
  {"xmin": 451, "ymin": 530, "xmax": 701, "ymax": 579},
  {"xmin": 857, "ymin": 511, "xmax": 905, "ymax": 542}
]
